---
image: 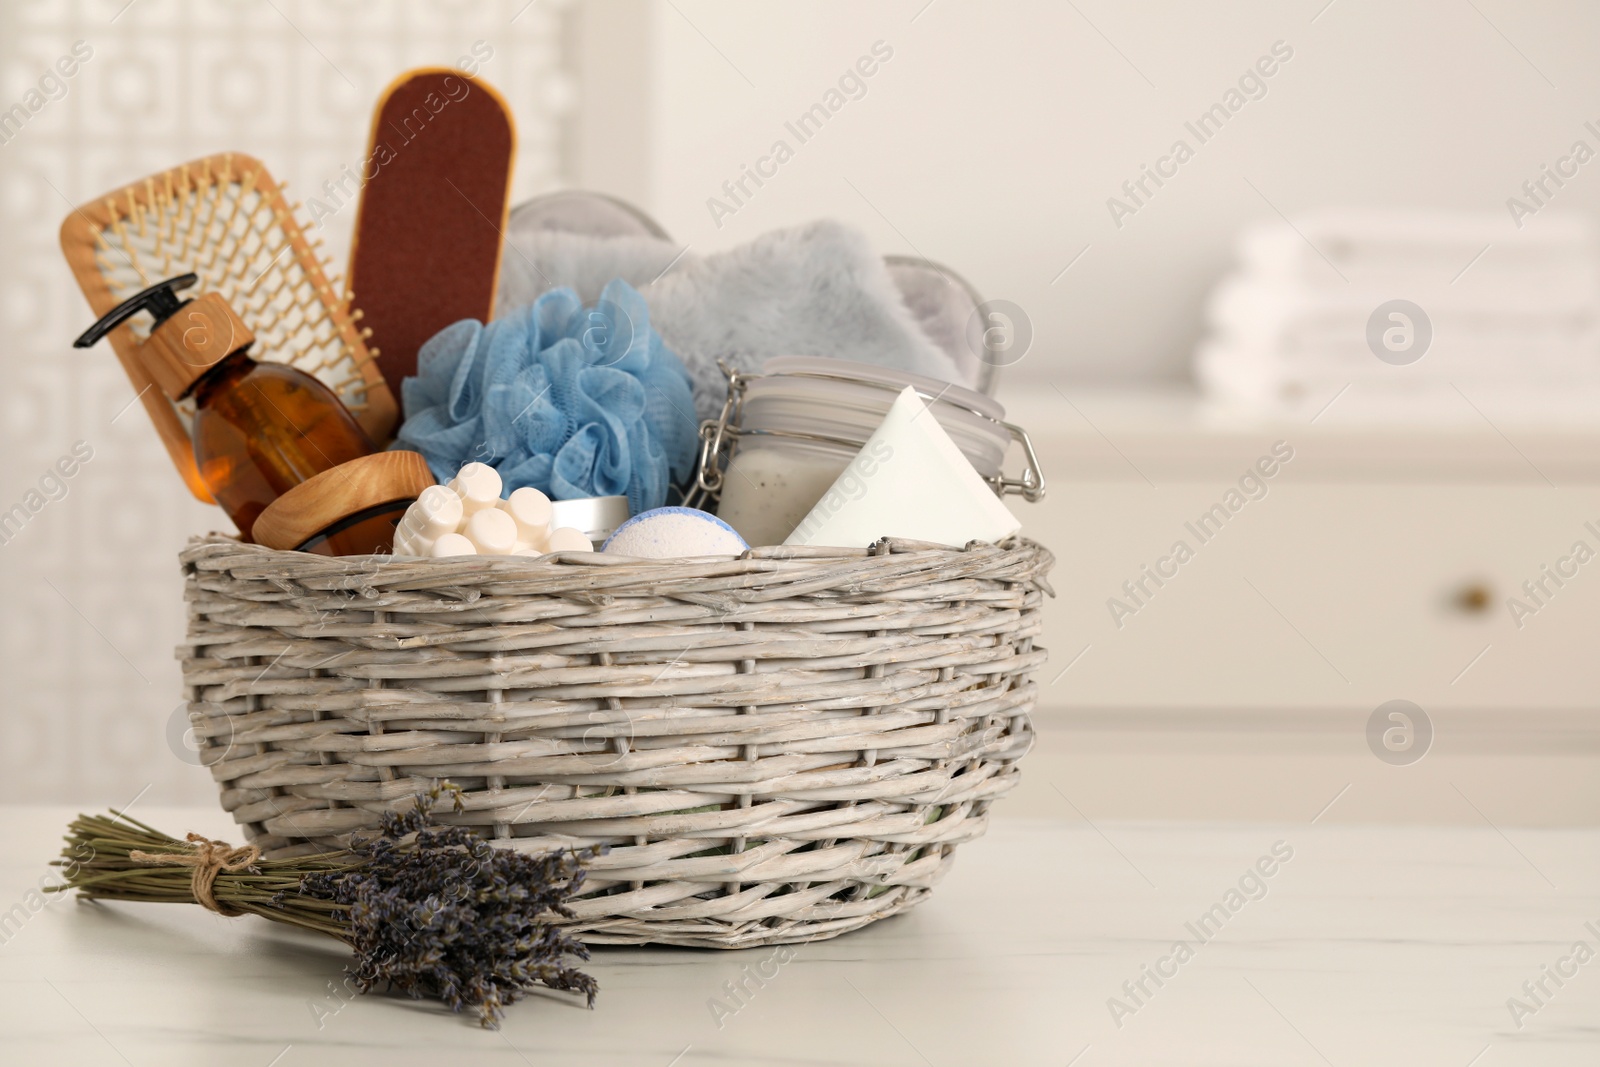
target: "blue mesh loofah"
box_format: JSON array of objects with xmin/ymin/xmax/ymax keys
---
[{"xmin": 394, "ymin": 279, "xmax": 698, "ymax": 514}]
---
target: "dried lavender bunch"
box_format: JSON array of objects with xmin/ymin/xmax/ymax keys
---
[
  {"xmin": 302, "ymin": 787, "xmax": 601, "ymax": 1027},
  {"xmin": 50, "ymin": 785, "xmax": 600, "ymax": 1028}
]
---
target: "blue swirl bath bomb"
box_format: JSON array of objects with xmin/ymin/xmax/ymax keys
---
[{"xmin": 601, "ymin": 507, "xmax": 748, "ymax": 559}]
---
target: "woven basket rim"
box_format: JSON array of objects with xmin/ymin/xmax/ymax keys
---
[{"xmin": 181, "ymin": 533, "xmax": 1057, "ymax": 598}]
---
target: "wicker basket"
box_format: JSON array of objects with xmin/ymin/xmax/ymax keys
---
[{"xmin": 179, "ymin": 533, "xmax": 1054, "ymax": 948}]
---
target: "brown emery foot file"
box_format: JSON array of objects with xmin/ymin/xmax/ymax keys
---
[{"xmin": 348, "ymin": 68, "xmax": 516, "ymax": 401}]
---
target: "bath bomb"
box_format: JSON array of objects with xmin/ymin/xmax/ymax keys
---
[
  {"xmin": 546, "ymin": 526, "xmax": 596, "ymax": 553},
  {"xmin": 602, "ymin": 507, "xmax": 748, "ymax": 559},
  {"xmin": 431, "ymin": 532, "xmax": 477, "ymax": 557}
]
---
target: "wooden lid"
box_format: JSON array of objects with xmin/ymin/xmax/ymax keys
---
[
  {"xmin": 143, "ymin": 292, "xmax": 255, "ymax": 399},
  {"xmin": 253, "ymin": 450, "xmax": 435, "ymax": 551}
]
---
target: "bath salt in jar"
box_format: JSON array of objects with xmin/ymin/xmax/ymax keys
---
[{"xmin": 693, "ymin": 357, "xmax": 1043, "ymax": 547}]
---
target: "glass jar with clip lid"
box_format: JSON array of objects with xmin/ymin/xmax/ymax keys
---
[{"xmin": 688, "ymin": 357, "xmax": 1045, "ymax": 547}]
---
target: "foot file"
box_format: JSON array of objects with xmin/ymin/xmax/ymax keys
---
[{"xmin": 347, "ymin": 68, "xmax": 516, "ymax": 401}]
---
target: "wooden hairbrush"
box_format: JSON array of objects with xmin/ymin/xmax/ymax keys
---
[
  {"xmin": 347, "ymin": 68, "xmax": 517, "ymax": 401},
  {"xmin": 59, "ymin": 152, "xmax": 397, "ymax": 502}
]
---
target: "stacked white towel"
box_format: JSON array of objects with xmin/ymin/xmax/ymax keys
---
[{"xmin": 1195, "ymin": 210, "xmax": 1600, "ymax": 417}]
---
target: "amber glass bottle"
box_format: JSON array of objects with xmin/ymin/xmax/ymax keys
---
[
  {"xmin": 189, "ymin": 352, "xmax": 375, "ymax": 540},
  {"xmin": 73, "ymin": 275, "xmax": 374, "ymax": 541}
]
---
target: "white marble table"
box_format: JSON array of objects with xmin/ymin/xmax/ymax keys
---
[{"xmin": 0, "ymin": 805, "xmax": 1595, "ymax": 1066}]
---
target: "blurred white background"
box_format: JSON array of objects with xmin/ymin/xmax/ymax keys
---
[
  {"xmin": 573, "ymin": 0, "xmax": 1600, "ymax": 382},
  {"xmin": 2, "ymin": 0, "xmax": 1598, "ymax": 825}
]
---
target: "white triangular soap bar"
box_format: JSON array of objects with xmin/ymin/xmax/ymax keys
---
[{"xmin": 784, "ymin": 386, "xmax": 1021, "ymax": 548}]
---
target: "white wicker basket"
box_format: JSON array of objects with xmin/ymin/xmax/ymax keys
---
[{"xmin": 180, "ymin": 533, "xmax": 1053, "ymax": 948}]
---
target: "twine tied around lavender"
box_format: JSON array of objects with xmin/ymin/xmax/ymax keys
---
[
  {"xmin": 129, "ymin": 832, "xmax": 261, "ymax": 916},
  {"xmin": 49, "ymin": 785, "xmax": 602, "ymax": 1028}
]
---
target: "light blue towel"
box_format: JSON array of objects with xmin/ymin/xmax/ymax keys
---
[{"xmin": 395, "ymin": 279, "xmax": 698, "ymax": 515}]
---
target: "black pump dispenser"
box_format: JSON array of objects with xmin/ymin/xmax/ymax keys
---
[{"xmin": 73, "ymin": 272, "xmax": 198, "ymax": 348}]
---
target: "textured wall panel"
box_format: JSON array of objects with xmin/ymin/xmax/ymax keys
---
[{"xmin": 0, "ymin": 0, "xmax": 573, "ymax": 806}]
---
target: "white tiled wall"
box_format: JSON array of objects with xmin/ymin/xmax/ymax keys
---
[{"xmin": 0, "ymin": 0, "xmax": 574, "ymax": 806}]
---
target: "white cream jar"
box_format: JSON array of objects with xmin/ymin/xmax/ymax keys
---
[{"xmin": 694, "ymin": 357, "xmax": 1042, "ymax": 547}]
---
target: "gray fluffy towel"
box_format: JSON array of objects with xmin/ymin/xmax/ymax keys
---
[{"xmin": 494, "ymin": 219, "xmax": 965, "ymax": 423}]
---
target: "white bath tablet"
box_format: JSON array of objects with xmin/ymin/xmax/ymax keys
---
[
  {"xmin": 449, "ymin": 462, "xmax": 502, "ymax": 516},
  {"xmin": 393, "ymin": 528, "xmax": 432, "ymax": 557},
  {"xmin": 601, "ymin": 507, "xmax": 747, "ymax": 559},
  {"xmin": 431, "ymin": 532, "xmax": 477, "ymax": 557},
  {"xmin": 464, "ymin": 507, "xmax": 518, "ymax": 555},
  {"xmin": 512, "ymin": 541, "xmax": 545, "ymax": 557},
  {"xmin": 504, "ymin": 487, "xmax": 553, "ymax": 542},
  {"xmin": 394, "ymin": 517, "xmax": 420, "ymax": 550},
  {"xmin": 408, "ymin": 530, "xmax": 438, "ymax": 556},
  {"xmin": 403, "ymin": 483, "xmax": 464, "ymax": 540},
  {"xmin": 546, "ymin": 526, "xmax": 595, "ymax": 553}
]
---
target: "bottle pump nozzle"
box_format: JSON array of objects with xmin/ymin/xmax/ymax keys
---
[
  {"xmin": 73, "ymin": 272, "xmax": 198, "ymax": 348},
  {"xmin": 73, "ymin": 272, "xmax": 256, "ymax": 401}
]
